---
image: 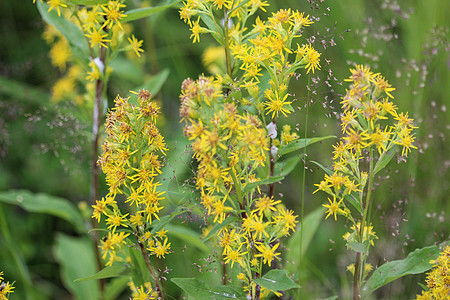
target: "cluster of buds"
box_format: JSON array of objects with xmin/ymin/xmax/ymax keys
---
[{"xmin": 416, "ymin": 245, "xmax": 450, "ymax": 299}]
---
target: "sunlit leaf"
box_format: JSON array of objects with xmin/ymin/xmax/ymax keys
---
[
  {"xmin": 75, "ymin": 265, "xmax": 129, "ymax": 281},
  {"xmin": 171, "ymin": 278, "xmax": 245, "ymax": 299},
  {"xmin": 253, "ymin": 270, "xmax": 300, "ymax": 292},
  {"xmin": 36, "ymin": 1, "xmax": 89, "ymax": 63},
  {"xmin": 243, "ymin": 176, "xmax": 284, "ymax": 194},
  {"xmin": 203, "ymin": 217, "xmax": 237, "ymax": 242},
  {"xmin": 122, "ymin": 0, "xmax": 183, "ymax": 22},
  {"xmin": 0, "ymin": 189, "xmax": 85, "ymax": 233},
  {"xmin": 364, "ymin": 244, "xmax": 441, "ymax": 294},
  {"xmin": 278, "ymin": 136, "xmax": 336, "ymax": 157}
]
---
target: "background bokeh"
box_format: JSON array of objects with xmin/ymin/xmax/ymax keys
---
[{"xmin": 0, "ymin": 0, "xmax": 448, "ymax": 299}]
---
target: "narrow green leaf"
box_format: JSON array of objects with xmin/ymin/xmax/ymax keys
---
[
  {"xmin": 348, "ymin": 242, "xmax": 366, "ymax": 253},
  {"xmin": 203, "ymin": 217, "xmax": 237, "ymax": 242},
  {"xmin": 345, "ymin": 194, "xmax": 363, "ymax": 215},
  {"xmin": 171, "ymin": 278, "xmax": 245, "ymax": 299},
  {"xmin": 54, "ymin": 234, "xmax": 100, "ymax": 300},
  {"xmin": 243, "ymin": 175, "xmax": 284, "ymax": 194},
  {"xmin": 122, "ymin": 0, "xmax": 183, "ymax": 22},
  {"xmin": 311, "ymin": 161, "xmax": 334, "ymax": 176},
  {"xmin": 128, "ymin": 246, "xmax": 151, "ymax": 287},
  {"xmin": 274, "ymin": 154, "xmax": 304, "ymax": 177},
  {"xmin": 36, "ymin": 1, "xmax": 89, "ymax": 62},
  {"xmin": 253, "ymin": 270, "xmax": 300, "ymax": 292},
  {"xmin": 150, "ymin": 210, "xmax": 185, "ymax": 234},
  {"xmin": 286, "ymin": 207, "xmax": 325, "ymax": 274},
  {"xmin": 0, "ymin": 190, "xmax": 85, "ymax": 233},
  {"xmin": 68, "ymin": 0, "xmax": 108, "ymax": 4},
  {"xmin": 278, "ymin": 135, "xmax": 336, "ymax": 156},
  {"xmin": 373, "ymin": 147, "xmax": 398, "ymax": 175},
  {"xmin": 165, "ymin": 224, "xmax": 210, "ymax": 253},
  {"xmin": 364, "ymin": 244, "xmax": 441, "ymax": 294},
  {"xmin": 75, "ymin": 265, "xmax": 129, "ymax": 282}
]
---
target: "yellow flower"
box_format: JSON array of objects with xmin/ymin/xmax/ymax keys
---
[
  {"xmin": 264, "ymin": 90, "xmax": 292, "ymax": 119},
  {"xmin": 85, "ymin": 25, "xmax": 110, "ymax": 48},
  {"xmin": 148, "ymin": 237, "xmax": 171, "ymax": 258},
  {"xmin": 255, "ymin": 243, "xmax": 280, "ymax": 265},
  {"xmin": 49, "ymin": 39, "xmax": 71, "ymax": 71},
  {"xmin": 101, "ymin": 0, "xmax": 127, "ymax": 30},
  {"xmin": 190, "ymin": 17, "xmax": 202, "ymax": 43},
  {"xmin": 323, "ymin": 195, "xmax": 345, "ymax": 220},
  {"xmin": 47, "ymin": 0, "xmax": 67, "ymax": 17},
  {"xmin": 128, "ymin": 35, "xmax": 144, "ymax": 57}
]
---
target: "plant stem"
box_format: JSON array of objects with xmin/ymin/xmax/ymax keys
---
[
  {"xmin": 138, "ymin": 239, "xmax": 166, "ymax": 300},
  {"xmin": 224, "ymin": 9, "xmax": 232, "ymax": 76},
  {"xmin": 90, "ymin": 45, "xmax": 107, "ymax": 297},
  {"xmin": 353, "ymin": 252, "xmax": 361, "ymax": 300}
]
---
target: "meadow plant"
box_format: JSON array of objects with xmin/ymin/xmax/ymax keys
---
[
  {"xmin": 315, "ymin": 65, "xmax": 418, "ymax": 299},
  {"xmin": 177, "ymin": 1, "xmax": 328, "ymax": 298},
  {"xmin": 94, "ymin": 89, "xmax": 169, "ymax": 299}
]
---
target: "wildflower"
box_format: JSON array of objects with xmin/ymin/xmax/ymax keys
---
[
  {"xmin": 323, "ymin": 195, "xmax": 345, "ymax": 220},
  {"xmin": 394, "ymin": 130, "xmax": 417, "ymax": 157},
  {"xmin": 47, "ymin": 0, "xmax": 67, "ymax": 16},
  {"xmin": 255, "ymin": 195, "xmax": 281, "ymax": 215},
  {"xmin": 101, "ymin": 0, "xmax": 127, "ymax": 30},
  {"xmin": 148, "ymin": 237, "xmax": 171, "ymax": 258},
  {"xmin": 190, "ymin": 17, "xmax": 202, "ymax": 43},
  {"xmin": 255, "ymin": 243, "xmax": 280, "ymax": 265},
  {"xmin": 85, "ymin": 25, "xmax": 110, "ymax": 48},
  {"xmin": 224, "ymin": 245, "xmax": 246, "ymax": 268},
  {"xmin": 128, "ymin": 35, "xmax": 144, "ymax": 57},
  {"xmin": 105, "ymin": 209, "xmax": 129, "ymax": 232},
  {"xmin": 264, "ymin": 91, "xmax": 292, "ymax": 119},
  {"xmin": 49, "ymin": 39, "xmax": 71, "ymax": 71}
]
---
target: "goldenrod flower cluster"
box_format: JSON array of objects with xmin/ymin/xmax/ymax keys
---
[
  {"xmin": 416, "ymin": 246, "xmax": 450, "ymax": 300},
  {"xmin": 93, "ymin": 90, "xmax": 169, "ymax": 296},
  {"xmin": 35, "ymin": 0, "xmax": 145, "ymax": 102},
  {"xmin": 0, "ymin": 271, "xmax": 14, "ymax": 300},
  {"xmin": 180, "ymin": 76, "xmax": 298, "ymax": 295},
  {"xmin": 180, "ymin": 1, "xmax": 321, "ymax": 121},
  {"xmin": 315, "ymin": 65, "xmax": 418, "ymax": 223}
]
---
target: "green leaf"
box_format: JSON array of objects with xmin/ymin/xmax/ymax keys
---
[
  {"xmin": 105, "ymin": 276, "xmax": 130, "ymax": 300},
  {"xmin": 274, "ymin": 154, "xmax": 304, "ymax": 177},
  {"xmin": 150, "ymin": 210, "xmax": 186, "ymax": 234},
  {"xmin": 345, "ymin": 193, "xmax": 363, "ymax": 215},
  {"xmin": 53, "ymin": 234, "xmax": 100, "ymax": 300},
  {"xmin": 165, "ymin": 224, "xmax": 210, "ymax": 253},
  {"xmin": 348, "ymin": 242, "xmax": 367, "ymax": 253},
  {"xmin": 75, "ymin": 265, "xmax": 129, "ymax": 281},
  {"xmin": 278, "ymin": 136, "xmax": 336, "ymax": 157},
  {"xmin": 286, "ymin": 207, "xmax": 325, "ymax": 274},
  {"xmin": 68, "ymin": 0, "xmax": 109, "ymax": 4},
  {"xmin": 122, "ymin": 0, "xmax": 183, "ymax": 22},
  {"xmin": 128, "ymin": 246, "xmax": 152, "ymax": 287},
  {"xmin": 36, "ymin": 1, "xmax": 89, "ymax": 63},
  {"xmin": 373, "ymin": 147, "xmax": 398, "ymax": 175},
  {"xmin": 364, "ymin": 244, "xmax": 441, "ymax": 294},
  {"xmin": 203, "ymin": 217, "xmax": 237, "ymax": 242},
  {"xmin": 171, "ymin": 278, "xmax": 245, "ymax": 299},
  {"xmin": 311, "ymin": 161, "xmax": 334, "ymax": 176},
  {"xmin": 243, "ymin": 175, "xmax": 284, "ymax": 194},
  {"xmin": 0, "ymin": 75, "xmax": 50, "ymax": 107},
  {"xmin": 253, "ymin": 270, "xmax": 300, "ymax": 292},
  {"xmin": 141, "ymin": 68, "xmax": 170, "ymax": 96},
  {"xmin": 0, "ymin": 189, "xmax": 85, "ymax": 233}
]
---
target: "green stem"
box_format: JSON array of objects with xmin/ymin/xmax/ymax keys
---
[
  {"xmin": 138, "ymin": 238, "xmax": 167, "ymax": 300},
  {"xmin": 298, "ymin": 75, "xmax": 310, "ymax": 298}
]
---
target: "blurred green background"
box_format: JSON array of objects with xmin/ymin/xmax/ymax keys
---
[{"xmin": 0, "ymin": 0, "xmax": 448, "ymax": 299}]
